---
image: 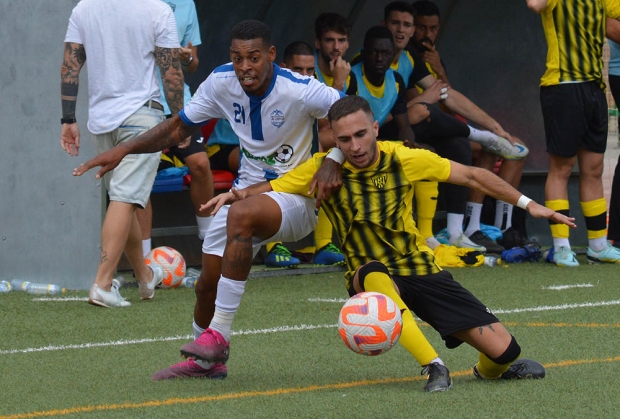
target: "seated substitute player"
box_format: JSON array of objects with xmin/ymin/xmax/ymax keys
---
[
  {"xmin": 207, "ymin": 96, "xmax": 575, "ymax": 391},
  {"xmin": 375, "ymin": 1, "xmax": 528, "ymax": 253},
  {"xmin": 73, "ymin": 20, "xmax": 345, "ymax": 380},
  {"xmin": 410, "ymin": 0, "xmax": 529, "ymax": 250},
  {"xmin": 314, "ymin": 12, "xmax": 352, "ymax": 93}
]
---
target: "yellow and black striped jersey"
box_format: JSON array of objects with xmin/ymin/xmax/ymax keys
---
[
  {"xmin": 270, "ymin": 141, "xmax": 451, "ymax": 288},
  {"xmin": 539, "ymin": 0, "xmax": 620, "ymax": 87}
]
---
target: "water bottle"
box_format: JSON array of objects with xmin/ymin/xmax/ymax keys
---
[
  {"xmin": 25, "ymin": 283, "xmax": 66, "ymax": 295},
  {"xmin": 186, "ymin": 268, "xmax": 201, "ymax": 278},
  {"xmin": 112, "ymin": 275, "xmax": 125, "ymax": 289},
  {"xmin": 0, "ymin": 281, "xmax": 11, "ymax": 293},
  {"xmin": 484, "ymin": 255, "xmax": 499, "ymax": 267},
  {"xmin": 10, "ymin": 279, "xmax": 31, "ymax": 291},
  {"xmin": 182, "ymin": 276, "xmax": 197, "ymax": 288}
]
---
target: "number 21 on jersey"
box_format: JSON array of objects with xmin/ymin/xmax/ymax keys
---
[{"xmin": 233, "ymin": 103, "xmax": 246, "ymax": 124}]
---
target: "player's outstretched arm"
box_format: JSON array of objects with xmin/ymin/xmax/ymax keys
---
[
  {"xmin": 447, "ymin": 161, "xmax": 576, "ymax": 228},
  {"xmin": 200, "ymin": 183, "xmax": 273, "ymax": 215},
  {"xmin": 73, "ymin": 116, "xmax": 198, "ymax": 179}
]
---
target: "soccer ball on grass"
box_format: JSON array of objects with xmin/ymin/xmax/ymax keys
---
[
  {"xmin": 338, "ymin": 291, "xmax": 402, "ymax": 356},
  {"xmin": 145, "ymin": 246, "xmax": 186, "ymax": 289}
]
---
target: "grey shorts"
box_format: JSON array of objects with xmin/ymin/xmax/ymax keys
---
[{"xmin": 94, "ymin": 106, "xmax": 164, "ymax": 208}]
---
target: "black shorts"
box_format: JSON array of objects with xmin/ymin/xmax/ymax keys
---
[
  {"xmin": 167, "ymin": 130, "xmax": 207, "ymax": 161},
  {"xmin": 208, "ymin": 144, "xmax": 238, "ymax": 171},
  {"xmin": 392, "ymin": 270, "xmax": 499, "ymax": 349},
  {"xmin": 540, "ymin": 82, "xmax": 608, "ymax": 157}
]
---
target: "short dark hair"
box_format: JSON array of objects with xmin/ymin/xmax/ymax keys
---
[
  {"xmin": 314, "ymin": 12, "xmax": 351, "ymax": 39},
  {"xmin": 363, "ymin": 26, "xmax": 395, "ymax": 50},
  {"xmin": 230, "ymin": 20, "xmax": 272, "ymax": 47},
  {"xmin": 328, "ymin": 95, "xmax": 374, "ymax": 123},
  {"xmin": 411, "ymin": 1, "xmax": 441, "ymax": 19},
  {"xmin": 283, "ymin": 41, "xmax": 314, "ymax": 63},
  {"xmin": 384, "ymin": 1, "xmax": 416, "ymax": 21}
]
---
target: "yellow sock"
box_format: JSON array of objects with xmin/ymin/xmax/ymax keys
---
[
  {"xmin": 546, "ymin": 199, "xmax": 569, "ymax": 239},
  {"xmin": 364, "ymin": 272, "xmax": 438, "ymax": 366},
  {"xmin": 314, "ymin": 209, "xmax": 333, "ymax": 250},
  {"xmin": 475, "ymin": 352, "xmax": 513, "ymax": 379},
  {"xmin": 580, "ymin": 198, "xmax": 607, "ymax": 239},
  {"xmin": 415, "ymin": 180, "xmax": 439, "ymax": 239},
  {"xmin": 266, "ymin": 242, "xmax": 280, "ymax": 253}
]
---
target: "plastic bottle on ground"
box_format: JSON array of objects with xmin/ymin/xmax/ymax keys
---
[
  {"xmin": 10, "ymin": 279, "xmax": 31, "ymax": 291},
  {"xmin": 25, "ymin": 283, "xmax": 66, "ymax": 295},
  {"xmin": 0, "ymin": 281, "xmax": 11, "ymax": 293},
  {"xmin": 182, "ymin": 276, "xmax": 197, "ymax": 288},
  {"xmin": 484, "ymin": 255, "xmax": 500, "ymax": 266}
]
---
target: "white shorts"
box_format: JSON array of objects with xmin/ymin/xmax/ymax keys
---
[
  {"xmin": 202, "ymin": 191, "xmax": 318, "ymax": 257},
  {"xmin": 94, "ymin": 106, "xmax": 164, "ymax": 208}
]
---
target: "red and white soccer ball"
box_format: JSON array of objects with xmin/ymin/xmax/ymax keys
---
[
  {"xmin": 145, "ymin": 246, "xmax": 186, "ymax": 289},
  {"xmin": 338, "ymin": 292, "xmax": 403, "ymax": 356}
]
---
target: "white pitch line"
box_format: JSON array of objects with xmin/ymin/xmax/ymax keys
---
[
  {"xmin": 491, "ymin": 299, "xmax": 620, "ymax": 314},
  {"xmin": 4, "ymin": 300, "xmax": 620, "ymax": 356},
  {"xmin": 308, "ymin": 297, "xmax": 348, "ymax": 303},
  {"xmin": 0, "ymin": 324, "xmax": 337, "ymax": 355},
  {"xmin": 32, "ymin": 297, "xmax": 88, "ymax": 302},
  {"xmin": 542, "ymin": 283, "xmax": 595, "ymax": 290}
]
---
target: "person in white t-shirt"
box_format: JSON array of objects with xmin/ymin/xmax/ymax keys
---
[
  {"xmin": 60, "ymin": 0, "xmax": 184, "ymax": 308},
  {"xmin": 73, "ymin": 20, "xmax": 344, "ymax": 379}
]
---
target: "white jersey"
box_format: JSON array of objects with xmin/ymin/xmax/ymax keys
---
[
  {"xmin": 64, "ymin": 0, "xmax": 179, "ymax": 134},
  {"xmin": 180, "ymin": 63, "xmax": 344, "ymax": 189}
]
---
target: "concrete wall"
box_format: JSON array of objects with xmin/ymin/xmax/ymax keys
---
[{"xmin": 0, "ymin": 1, "xmax": 562, "ymax": 289}]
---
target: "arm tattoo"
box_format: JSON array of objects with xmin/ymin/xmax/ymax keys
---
[
  {"xmin": 61, "ymin": 43, "xmax": 85, "ymax": 118},
  {"xmin": 477, "ymin": 324, "xmax": 496, "ymax": 335},
  {"xmin": 119, "ymin": 117, "xmax": 199, "ymax": 154},
  {"xmin": 155, "ymin": 46, "xmax": 184, "ymax": 114}
]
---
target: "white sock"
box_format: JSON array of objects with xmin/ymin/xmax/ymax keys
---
[
  {"xmin": 467, "ymin": 126, "xmax": 502, "ymax": 146},
  {"xmin": 193, "ymin": 320, "xmax": 205, "ymax": 340},
  {"xmin": 464, "ymin": 202, "xmax": 483, "ymax": 236},
  {"xmin": 447, "ymin": 213, "xmax": 465, "ymax": 244},
  {"xmin": 208, "ymin": 276, "xmax": 247, "ymax": 341},
  {"xmin": 430, "ymin": 357, "xmax": 444, "ymax": 366},
  {"xmin": 495, "ymin": 200, "xmax": 513, "ymax": 231},
  {"xmin": 210, "ymin": 310, "xmax": 236, "ymax": 342},
  {"xmin": 589, "ymin": 237, "xmax": 608, "ymax": 252},
  {"xmin": 196, "ymin": 215, "xmax": 213, "ymax": 240},
  {"xmin": 142, "ymin": 239, "xmax": 152, "ymax": 257},
  {"xmin": 553, "ymin": 238, "xmax": 571, "ymax": 251}
]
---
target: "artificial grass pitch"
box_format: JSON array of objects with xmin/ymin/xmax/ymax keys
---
[{"xmin": 1, "ymin": 256, "xmax": 619, "ymax": 418}]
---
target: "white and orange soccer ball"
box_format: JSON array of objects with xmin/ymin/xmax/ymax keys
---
[
  {"xmin": 144, "ymin": 246, "xmax": 186, "ymax": 289},
  {"xmin": 338, "ymin": 292, "xmax": 403, "ymax": 356}
]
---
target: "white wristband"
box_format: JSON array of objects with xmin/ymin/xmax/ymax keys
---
[
  {"xmin": 517, "ymin": 195, "xmax": 533, "ymax": 210},
  {"xmin": 325, "ymin": 147, "xmax": 345, "ymax": 164}
]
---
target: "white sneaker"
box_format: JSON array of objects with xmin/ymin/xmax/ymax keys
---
[
  {"xmin": 451, "ymin": 233, "xmax": 487, "ymax": 253},
  {"xmin": 88, "ymin": 283, "xmax": 131, "ymax": 308},
  {"xmin": 479, "ymin": 136, "xmax": 529, "ymax": 160},
  {"xmin": 426, "ymin": 236, "xmax": 441, "ymax": 250},
  {"xmin": 139, "ymin": 265, "xmax": 164, "ymax": 300}
]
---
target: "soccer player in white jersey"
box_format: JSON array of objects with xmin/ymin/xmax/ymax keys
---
[{"xmin": 74, "ymin": 20, "xmax": 345, "ymax": 379}]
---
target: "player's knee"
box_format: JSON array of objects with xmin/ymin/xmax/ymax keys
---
[
  {"xmin": 488, "ymin": 335, "xmax": 521, "ymax": 365},
  {"xmin": 356, "ymin": 261, "xmax": 390, "ymax": 291},
  {"xmin": 185, "ymin": 154, "xmax": 211, "ymax": 179}
]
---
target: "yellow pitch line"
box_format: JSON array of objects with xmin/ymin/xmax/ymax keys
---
[{"xmin": 2, "ymin": 356, "xmax": 620, "ymax": 419}]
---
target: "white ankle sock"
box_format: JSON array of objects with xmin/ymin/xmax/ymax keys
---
[
  {"xmin": 447, "ymin": 213, "xmax": 465, "ymax": 244},
  {"xmin": 553, "ymin": 238, "xmax": 570, "ymax": 251},
  {"xmin": 193, "ymin": 320, "xmax": 205, "ymax": 340},
  {"xmin": 430, "ymin": 357, "xmax": 444, "ymax": 366},
  {"xmin": 196, "ymin": 215, "xmax": 213, "ymax": 240},
  {"xmin": 464, "ymin": 202, "xmax": 483, "ymax": 236},
  {"xmin": 142, "ymin": 239, "xmax": 152, "ymax": 257},
  {"xmin": 589, "ymin": 237, "xmax": 608, "ymax": 252}
]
